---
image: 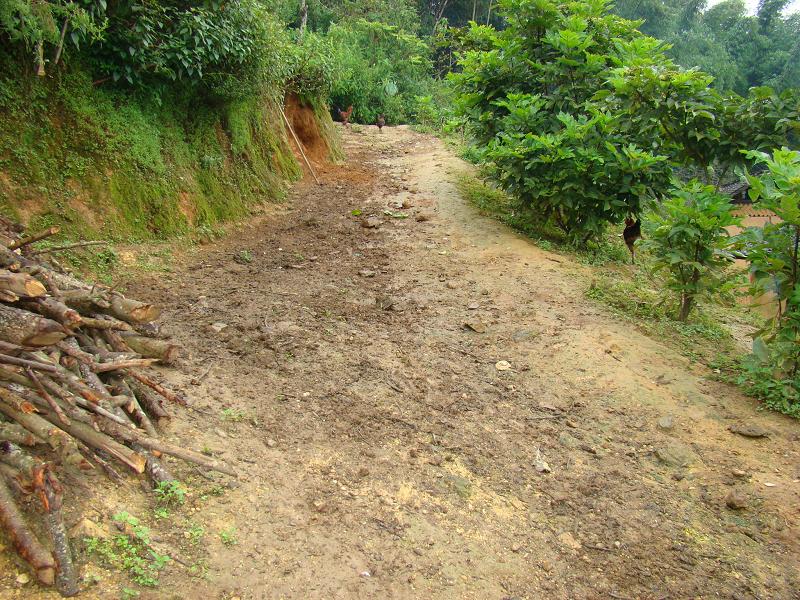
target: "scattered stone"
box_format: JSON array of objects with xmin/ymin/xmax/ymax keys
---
[
  {"xmin": 360, "ymin": 571, "xmax": 371, "ymax": 578},
  {"xmin": 729, "ymin": 423, "xmax": 769, "ymax": 438},
  {"xmin": 357, "ymin": 466, "xmax": 370, "ymax": 477},
  {"xmin": 359, "ymin": 270, "xmax": 377, "ymax": 278},
  {"xmin": 534, "ymin": 448, "xmax": 551, "ymax": 473},
  {"xmin": 732, "ymin": 469, "xmax": 747, "ymax": 478},
  {"xmin": 15, "ymin": 573, "xmax": 30, "ymax": 585},
  {"xmin": 655, "ymin": 442, "xmax": 698, "ymax": 468},
  {"xmin": 557, "ymin": 531, "xmax": 582, "ymax": 551},
  {"xmin": 512, "ymin": 329, "xmax": 538, "ymax": 342},
  {"xmin": 467, "ymin": 302, "xmax": 480, "ymax": 310},
  {"xmin": 69, "ymin": 518, "xmax": 108, "ymax": 540},
  {"xmin": 209, "ymin": 322, "xmax": 228, "ymax": 333},
  {"xmin": 558, "ymin": 432, "xmax": 580, "ymax": 449},
  {"xmin": 725, "ymin": 488, "xmax": 749, "ymax": 510},
  {"xmin": 312, "ymin": 499, "xmax": 329, "ymax": 513},
  {"xmin": 657, "ymin": 415, "xmax": 674, "ymax": 431},
  {"xmin": 428, "ymin": 455, "xmax": 443, "ymax": 466},
  {"xmin": 495, "ymin": 360, "xmax": 512, "ymax": 371},
  {"xmin": 266, "ymin": 439, "xmax": 277, "ymax": 448},
  {"xmin": 446, "ymin": 280, "xmax": 459, "ymax": 289},
  {"xmin": 511, "ymin": 543, "xmax": 523, "ymax": 553},
  {"xmin": 463, "ymin": 321, "xmax": 487, "ymax": 333},
  {"xmin": 215, "ymin": 428, "xmax": 227, "ymax": 438},
  {"xmin": 415, "ymin": 213, "xmax": 431, "ymax": 222}
]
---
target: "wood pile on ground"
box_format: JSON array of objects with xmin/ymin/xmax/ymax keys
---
[{"xmin": 0, "ymin": 217, "xmax": 231, "ymax": 596}]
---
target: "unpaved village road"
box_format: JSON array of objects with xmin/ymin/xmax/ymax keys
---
[{"xmin": 8, "ymin": 126, "xmax": 798, "ymax": 600}]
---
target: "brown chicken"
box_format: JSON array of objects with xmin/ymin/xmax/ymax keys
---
[
  {"xmin": 338, "ymin": 105, "xmax": 353, "ymax": 127},
  {"xmin": 376, "ymin": 114, "xmax": 385, "ymax": 131},
  {"xmin": 623, "ymin": 217, "xmax": 642, "ymax": 264}
]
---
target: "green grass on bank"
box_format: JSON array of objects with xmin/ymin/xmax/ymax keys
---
[{"xmin": 0, "ymin": 61, "xmax": 339, "ymax": 245}]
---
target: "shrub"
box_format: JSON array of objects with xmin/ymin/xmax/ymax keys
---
[
  {"xmin": 643, "ymin": 181, "xmax": 740, "ymax": 321},
  {"xmin": 737, "ymin": 148, "xmax": 800, "ymax": 414}
]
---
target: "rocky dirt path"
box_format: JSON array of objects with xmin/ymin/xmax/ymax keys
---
[{"xmin": 111, "ymin": 126, "xmax": 800, "ymax": 599}]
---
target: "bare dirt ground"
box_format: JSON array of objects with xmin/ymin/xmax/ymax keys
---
[{"xmin": 3, "ymin": 125, "xmax": 800, "ymax": 599}]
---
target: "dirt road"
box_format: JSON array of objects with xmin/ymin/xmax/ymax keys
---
[{"xmin": 30, "ymin": 126, "xmax": 800, "ymax": 599}]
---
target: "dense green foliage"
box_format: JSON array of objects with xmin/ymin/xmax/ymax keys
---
[
  {"xmin": 643, "ymin": 182, "xmax": 740, "ymax": 321},
  {"xmin": 613, "ymin": 0, "xmax": 800, "ymax": 94},
  {"xmin": 738, "ymin": 148, "xmax": 800, "ymax": 414}
]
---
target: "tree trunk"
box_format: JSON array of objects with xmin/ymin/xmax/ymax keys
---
[
  {"xmin": 0, "ymin": 304, "xmax": 66, "ymax": 346},
  {"xmin": 299, "ymin": 0, "xmax": 308, "ymax": 35},
  {"xmin": 678, "ymin": 294, "xmax": 694, "ymax": 322}
]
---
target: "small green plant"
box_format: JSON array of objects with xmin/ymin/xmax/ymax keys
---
[
  {"xmin": 153, "ymin": 507, "xmax": 170, "ymax": 520},
  {"xmin": 643, "ymin": 181, "xmax": 740, "ymax": 321},
  {"xmin": 219, "ymin": 527, "xmax": 238, "ymax": 546},
  {"xmin": 186, "ymin": 523, "xmax": 205, "ymax": 545},
  {"xmin": 234, "ymin": 250, "xmax": 253, "ymax": 264},
  {"xmin": 121, "ymin": 588, "xmax": 140, "ymax": 600},
  {"xmin": 85, "ymin": 513, "xmax": 169, "ymax": 588},
  {"xmin": 154, "ymin": 480, "xmax": 187, "ymax": 509},
  {"xmin": 220, "ymin": 408, "xmax": 246, "ymax": 422}
]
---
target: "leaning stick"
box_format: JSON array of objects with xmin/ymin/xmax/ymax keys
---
[
  {"xmin": 25, "ymin": 367, "xmax": 70, "ymax": 426},
  {"xmin": 29, "ymin": 240, "xmax": 108, "ymax": 256},
  {"xmin": 280, "ymin": 107, "xmax": 321, "ymax": 185},
  {"xmin": 127, "ymin": 371, "xmax": 186, "ymax": 405},
  {"xmin": 8, "ymin": 227, "xmax": 60, "ymax": 251}
]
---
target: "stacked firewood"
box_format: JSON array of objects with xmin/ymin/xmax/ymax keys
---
[{"xmin": 0, "ymin": 217, "xmax": 230, "ymax": 596}]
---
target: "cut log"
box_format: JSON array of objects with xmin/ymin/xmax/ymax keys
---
[
  {"xmin": 96, "ymin": 418, "xmax": 234, "ymax": 476},
  {"xmin": 0, "ymin": 305, "xmax": 66, "ymax": 346},
  {"xmin": 0, "ymin": 385, "xmax": 39, "ymax": 413},
  {"xmin": 94, "ymin": 358, "xmax": 158, "ymax": 373},
  {"xmin": 131, "ymin": 443, "xmax": 175, "ymax": 486},
  {"xmin": 0, "ymin": 422, "xmax": 42, "ymax": 446},
  {"xmin": 25, "ymin": 368, "xmax": 70, "ymax": 426},
  {"xmin": 110, "ymin": 378, "xmax": 157, "ymax": 437},
  {"xmin": 126, "ymin": 378, "xmax": 170, "ymax": 426},
  {"xmin": 0, "ymin": 440, "xmax": 42, "ymax": 480},
  {"xmin": 119, "ymin": 334, "xmax": 180, "ymax": 364},
  {"xmin": 20, "ymin": 298, "xmax": 82, "ymax": 328},
  {"xmin": 0, "ymin": 392, "xmax": 85, "ymax": 466},
  {"xmin": 0, "ymin": 246, "xmax": 22, "ymax": 270},
  {"xmin": 29, "ymin": 240, "xmax": 108, "ymax": 256},
  {"xmin": 0, "ymin": 269, "xmax": 46, "ymax": 297},
  {"xmin": 127, "ymin": 371, "xmax": 186, "ymax": 405},
  {"xmin": 80, "ymin": 316, "xmax": 132, "ymax": 331},
  {"xmin": 107, "ymin": 295, "xmax": 161, "ymax": 324},
  {"xmin": 37, "ymin": 411, "xmax": 146, "ymax": 474},
  {"xmin": 0, "ymin": 476, "xmax": 56, "ymax": 586},
  {"xmin": 60, "ymin": 288, "xmax": 110, "ymax": 314},
  {"xmin": 33, "ymin": 466, "xmax": 78, "ymax": 597},
  {"xmin": 8, "ymin": 226, "xmax": 60, "ymax": 251}
]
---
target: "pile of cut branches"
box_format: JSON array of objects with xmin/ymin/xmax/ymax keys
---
[{"xmin": 0, "ymin": 218, "xmax": 231, "ymax": 596}]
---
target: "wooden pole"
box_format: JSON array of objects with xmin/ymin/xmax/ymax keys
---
[{"xmin": 280, "ymin": 107, "xmax": 321, "ymax": 185}]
